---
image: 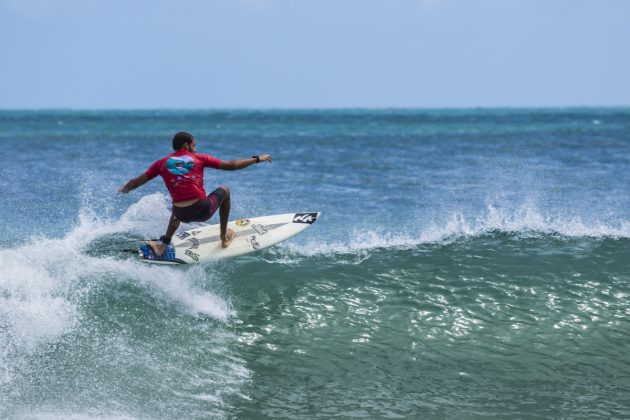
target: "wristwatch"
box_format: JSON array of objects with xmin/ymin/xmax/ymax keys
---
[{"xmin": 253, "ymin": 155, "xmax": 260, "ymax": 163}]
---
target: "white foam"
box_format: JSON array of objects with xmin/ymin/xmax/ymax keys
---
[
  {"xmin": 13, "ymin": 412, "xmax": 140, "ymax": 420},
  {"xmin": 0, "ymin": 244, "xmax": 80, "ymax": 353},
  {"xmin": 66, "ymin": 193, "xmax": 173, "ymax": 246},
  {"xmin": 0, "ymin": 193, "xmax": 232, "ymax": 367},
  {"xmin": 277, "ymin": 202, "xmax": 630, "ymax": 258},
  {"xmin": 106, "ymin": 259, "xmax": 233, "ymax": 321}
]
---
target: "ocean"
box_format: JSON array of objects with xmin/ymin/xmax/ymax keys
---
[{"xmin": 0, "ymin": 109, "xmax": 629, "ymax": 419}]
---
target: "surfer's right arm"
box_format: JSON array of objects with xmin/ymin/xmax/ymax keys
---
[{"xmin": 119, "ymin": 174, "xmax": 151, "ymax": 194}]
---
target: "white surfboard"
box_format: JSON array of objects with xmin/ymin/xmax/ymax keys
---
[{"xmin": 137, "ymin": 212, "xmax": 320, "ymax": 265}]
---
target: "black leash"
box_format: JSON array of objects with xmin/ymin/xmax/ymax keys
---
[{"xmin": 83, "ymin": 239, "xmax": 158, "ymax": 255}]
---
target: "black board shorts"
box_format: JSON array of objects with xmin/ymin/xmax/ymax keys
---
[{"xmin": 172, "ymin": 187, "xmax": 227, "ymax": 223}]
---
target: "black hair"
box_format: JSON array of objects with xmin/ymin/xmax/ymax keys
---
[{"xmin": 172, "ymin": 131, "xmax": 194, "ymax": 150}]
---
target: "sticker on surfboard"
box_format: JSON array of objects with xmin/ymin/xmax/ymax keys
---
[{"xmin": 292, "ymin": 212, "xmax": 318, "ymax": 224}]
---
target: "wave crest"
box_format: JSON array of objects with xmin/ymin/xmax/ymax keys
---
[{"xmin": 278, "ymin": 203, "xmax": 630, "ymax": 258}]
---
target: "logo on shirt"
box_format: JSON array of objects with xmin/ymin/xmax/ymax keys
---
[{"xmin": 166, "ymin": 155, "xmax": 195, "ymax": 175}]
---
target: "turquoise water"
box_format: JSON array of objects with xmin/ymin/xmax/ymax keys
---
[{"xmin": 0, "ymin": 109, "xmax": 629, "ymax": 418}]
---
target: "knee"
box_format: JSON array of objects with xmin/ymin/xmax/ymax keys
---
[{"xmin": 219, "ymin": 185, "xmax": 230, "ymax": 199}]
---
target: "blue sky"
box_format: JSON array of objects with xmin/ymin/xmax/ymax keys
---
[{"xmin": 1, "ymin": 0, "xmax": 628, "ymax": 109}]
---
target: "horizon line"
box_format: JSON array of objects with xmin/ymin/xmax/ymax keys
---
[{"xmin": 1, "ymin": 105, "xmax": 629, "ymax": 112}]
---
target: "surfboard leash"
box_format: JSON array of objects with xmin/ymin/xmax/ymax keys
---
[{"xmin": 83, "ymin": 239, "xmax": 158, "ymax": 255}]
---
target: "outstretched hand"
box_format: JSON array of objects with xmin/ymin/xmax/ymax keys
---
[
  {"xmin": 118, "ymin": 174, "xmax": 150, "ymax": 194},
  {"xmin": 258, "ymin": 154, "xmax": 272, "ymax": 163}
]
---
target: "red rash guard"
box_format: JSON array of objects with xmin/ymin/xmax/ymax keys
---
[{"xmin": 144, "ymin": 150, "xmax": 221, "ymax": 202}]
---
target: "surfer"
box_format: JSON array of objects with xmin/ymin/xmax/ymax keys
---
[{"xmin": 119, "ymin": 131, "xmax": 271, "ymax": 256}]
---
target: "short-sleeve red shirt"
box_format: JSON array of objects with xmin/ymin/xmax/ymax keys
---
[{"xmin": 144, "ymin": 150, "xmax": 221, "ymax": 202}]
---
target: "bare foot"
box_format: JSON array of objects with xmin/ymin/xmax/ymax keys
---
[
  {"xmin": 147, "ymin": 240, "xmax": 167, "ymax": 257},
  {"xmin": 221, "ymin": 228, "xmax": 236, "ymax": 248}
]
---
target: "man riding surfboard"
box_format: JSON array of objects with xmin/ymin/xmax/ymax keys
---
[{"xmin": 119, "ymin": 131, "xmax": 272, "ymax": 257}]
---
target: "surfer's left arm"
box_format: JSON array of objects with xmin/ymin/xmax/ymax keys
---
[
  {"xmin": 119, "ymin": 174, "xmax": 151, "ymax": 193},
  {"xmin": 220, "ymin": 154, "xmax": 272, "ymax": 171}
]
